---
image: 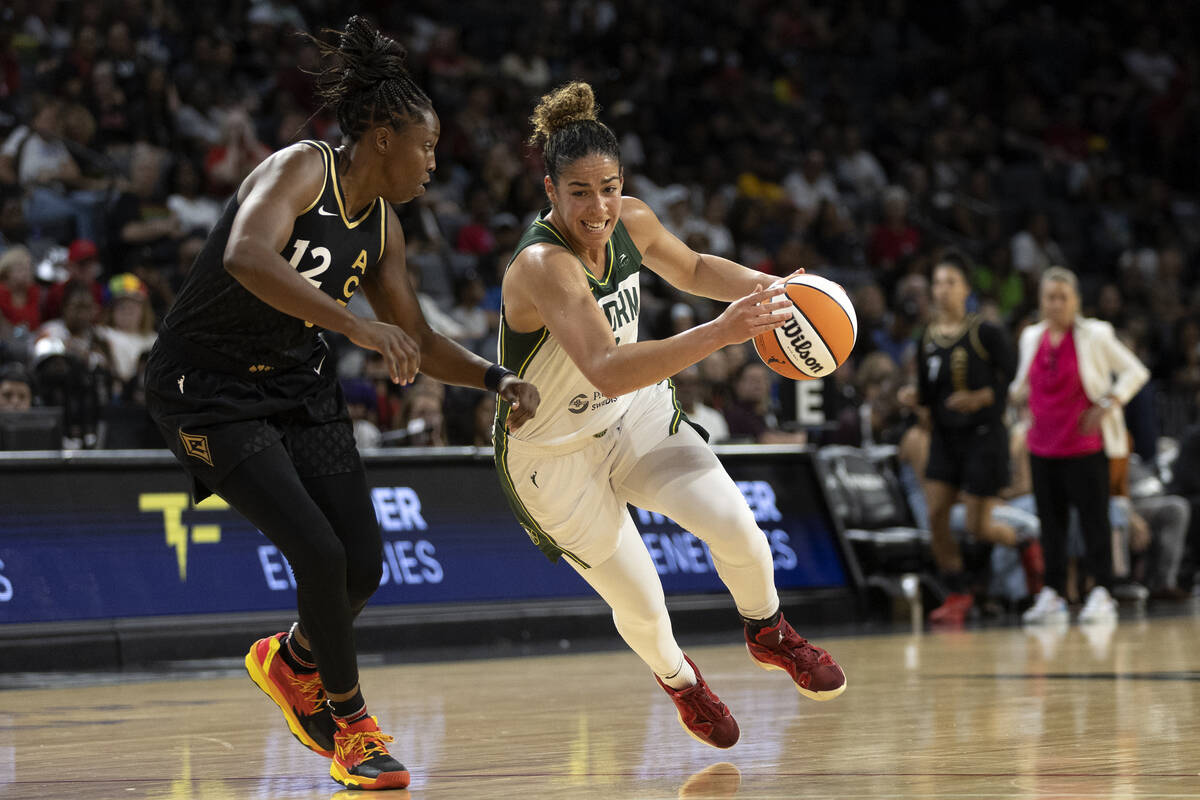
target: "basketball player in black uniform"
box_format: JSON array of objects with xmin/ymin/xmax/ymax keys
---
[
  {"xmin": 915, "ymin": 252, "xmax": 1029, "ymax": 625},
  {"xmin": 144, "ymin": 18, "xmax": 538, "ymax": 791}
]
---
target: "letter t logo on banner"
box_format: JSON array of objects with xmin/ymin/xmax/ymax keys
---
[{"xmin": 139, "ymin": 493, "xmax": 228, "ymax": 580}]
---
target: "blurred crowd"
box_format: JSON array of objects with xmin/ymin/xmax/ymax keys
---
[{"xmin": 1, "ymin": 0, "xmax": 1200, "ymax": 455}]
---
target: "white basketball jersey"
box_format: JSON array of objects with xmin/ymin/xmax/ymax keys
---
[{"xmin": 495, "ymin": 213, "xmax": 643, "ymax": 449}]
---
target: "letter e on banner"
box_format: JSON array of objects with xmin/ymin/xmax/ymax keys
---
[{"xmin": 795, "ymin": 379, "xmax": 824, "ymax": 426}]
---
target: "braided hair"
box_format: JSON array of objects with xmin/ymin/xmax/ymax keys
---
[
  {"xmin": 309, "ymin": 16, "xmax": 432, "ymax": 142},
  {"xmin": 528, "ymin": 82, "xmax": 621, "ymax": 184}
]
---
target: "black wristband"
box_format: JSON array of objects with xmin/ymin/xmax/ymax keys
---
[{"xmin": 485, "ymin": 363, "xmax": 515, "ymax": 392}]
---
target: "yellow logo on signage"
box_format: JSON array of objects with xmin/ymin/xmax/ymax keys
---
[{"xmin": 139, "ymin": 493, "xmax": 228, "ymax": 581}]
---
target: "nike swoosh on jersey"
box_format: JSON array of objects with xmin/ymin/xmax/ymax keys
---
[{"xmin": 317, "ymin": 206, "xmax": 337, "ymax": 216}]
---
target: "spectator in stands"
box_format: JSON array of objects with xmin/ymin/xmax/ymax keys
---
[
  {"xmin": 0, "ymin": 362, "xmax": 33, "ymax": 412},
  {"xmin": 1010, "ymin": 210, "xmax": 1066, "ymax": 278},
  {"xmin": 95, "ymin": 273, "xmax": 157, "ymax": 387},
  {"xmin": 1011, "ymin": 267, "xmax": 1149, "ymax": 624},
  {"xmin": 107, "ymin": 143, "xmax": 181, "ymax": 270},
  {"xmin": 868, "ymin": 185, "xmax": 921, "ymax": 289},
  {"xmin": 43, "ymin": 238, "xmax": 104, "ymax": 321},
  {"xmin": 0, "ymin": 245, "xmax": 41, "ymax": 331},
  {"xmin": 37, "ymin": 279, "xmax": 110, "ymax": 371},
  {"xmin": 783, "ymin": 149, "xmax": 839, "ymax": 227},
  {"xmin": 723, "ymin": 361, "xmax": 805, "ymax": 445},
  {"xmin": 834, "ymin": 125, "xmax": 887, "ymax": 207},
  {"xmin": 471, "ymin": 392, "xmax": 497, "ymax": 447},
  {"xmin": 398, "ymin": 382, "xmax": 447, "ymax": 448},
  {"xmin": 447, "ymin": 272, "xmax": 491, "ymax": 354},
  {"xmin": 342, "ymin": 378, "xmax": 382, "ymax": 450},
  {"xmin": 203, "ymin": 108, "xmax": 271, "ymax": 196},
  {"xmin": 0, "ymin": 96, "xmax": 105, "ymax": 242},
  {"xmin": 831, "ymin": 351, "xmax": 907, "ymax": 447},
  {"xmin": 166, "ymin": 157, "xmax": 222, "ymax": 237}
]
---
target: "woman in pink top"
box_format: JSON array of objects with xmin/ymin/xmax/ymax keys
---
[{"xmin": 1010, "ymin": 267, "xmax": 1149, "ymax": 625}]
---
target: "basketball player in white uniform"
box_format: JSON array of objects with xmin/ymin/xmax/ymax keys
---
[{"xmin": 494, "ymin": 82, "xmax": 847, "ymax": 749}]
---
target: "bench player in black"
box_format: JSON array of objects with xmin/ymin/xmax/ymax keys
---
[
  {"xmin": 144, "ymin": 17, "xmax": 539, "ymax": 791},
  {"xmin": 914, "ymin": 251, "xmax": 1034, "ymax": 625}
]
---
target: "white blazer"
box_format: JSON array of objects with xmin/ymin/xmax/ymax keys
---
[{"xmin": 1010, "ymin": 317, "xmax": 1149, "ymax": 459}]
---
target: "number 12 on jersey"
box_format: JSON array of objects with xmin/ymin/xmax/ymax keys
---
[{"xmin": 288, "ymin": 239, "xmax": 332, "ymax": 288}]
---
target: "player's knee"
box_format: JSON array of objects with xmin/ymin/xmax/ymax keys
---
[
  {"xmin": 291, "ymin": 536, "xmax": 348, "ymax": 591},
  {"xmin": 346, "ymin": 557, "xmax": 382, "ymax": 610},
  {"xmin": 612, "ymin": 598, "xmax": 669, "ymax": 633},
  {"xmin": 690, "ymin": 505, "xmax": 760, "ymax": 552}
]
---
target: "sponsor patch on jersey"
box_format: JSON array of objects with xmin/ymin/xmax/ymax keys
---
[
  {"xmin": 179, "ymin": 430, "xmax": 214, "ymax": 467},
  {"xmin": 568, "ymin": 393, "xmax": 589, "ymax": 414}
]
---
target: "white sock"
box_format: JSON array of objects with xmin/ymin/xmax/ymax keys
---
[{"xmin": 658, "ymin": 653, "xmax": 697, "ymax": 690}]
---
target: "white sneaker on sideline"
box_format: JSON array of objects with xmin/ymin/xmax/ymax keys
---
[
  {"xmin": 1078, "ymin": 585, "xmax": 1118, "ymax": 624},
  {"xmin": 1022, "ymin": 587, "xmax": 1069, "ymax": 625}
]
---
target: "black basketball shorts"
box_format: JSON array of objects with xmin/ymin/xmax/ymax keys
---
[
  {"xmin": 925, "ymin": 422, "xmax": 1011, "ymax": 498},
  {"xmin": 145, "ymin": 343, "xmax": 359, "ymax": 502}
]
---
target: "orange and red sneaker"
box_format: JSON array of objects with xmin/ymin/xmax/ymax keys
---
[
  {"xmin": 745, "ymin": 614, "xmax": 847, "ymax": 700},
  {"xmin": 244, "ymin": 632, "xmax": 337, "ymax": 758},
  {"xmin": 329, "ymin": 715, "xmax": 411, "ymax": 790},
  {"xmin": 655, "ymin": 655, "xmax": 740, "ymax": 749}
]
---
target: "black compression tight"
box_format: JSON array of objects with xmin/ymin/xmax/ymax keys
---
[{"xmin": 216, "ymin": 443, "xmax": 382, "ymax": 694}]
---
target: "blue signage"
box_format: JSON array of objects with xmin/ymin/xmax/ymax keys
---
[{"xmin": 0, "ymin": 450, "xmax": 850, "ymax": 625}]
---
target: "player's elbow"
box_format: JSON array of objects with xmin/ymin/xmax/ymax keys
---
[
  {"xmin": 222, "ymin": 236, "xmax": 255, "ymax": 279},
  {"xmin": 587, "ymin": 368, "xmax": 632, "ymax": 400}
]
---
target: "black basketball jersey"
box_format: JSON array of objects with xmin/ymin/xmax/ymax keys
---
[
  {"xmin": 160, "ymin": 140, "xmax": 387, "ymax": 375},
  {"xmin": 917, "ymin": 314, "xmax": 1015, "ymax": 430}
]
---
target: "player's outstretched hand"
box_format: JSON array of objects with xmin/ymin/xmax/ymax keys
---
[
  {"xmin": 350, "ymin": 319, "xmax": 420, "ymax": 384},
  {"xmin": 500, "ymin": 376, "xmax": 541, "ymax": 430},
  {"xmin": 714, "ymin": 284, "xmax": 790, "ymax": 345}
]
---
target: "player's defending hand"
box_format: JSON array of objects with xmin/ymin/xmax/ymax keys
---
[
  {"xmin": 350, "ymin": 320, "xmax": 420, "ymax": 384},
  {"xmin": 714, "ymin": 284, "xmax": 790, "ymax": 346},
  {"xmin": 500, "ymin": 376, "xmax": 541, "ymax": 430}
]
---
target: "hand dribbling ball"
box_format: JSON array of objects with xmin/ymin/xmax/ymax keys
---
[{"xmin": 753, "ymin": 274, "xmax": 857, "ymax": 380}]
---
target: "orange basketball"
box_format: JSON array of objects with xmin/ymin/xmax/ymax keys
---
[{"xmin": 754, "ymin": 274, "xmax": 858, "ymax": 380}]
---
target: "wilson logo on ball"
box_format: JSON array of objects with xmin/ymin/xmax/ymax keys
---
[{"xmin": 754, "ymin": 274, "xmax": 858, "ymax": 381}]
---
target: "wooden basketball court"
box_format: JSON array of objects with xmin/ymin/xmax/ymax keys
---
[{"xmin": 2, "ymin": 613, "xmax": 1197, "ymax": 799}]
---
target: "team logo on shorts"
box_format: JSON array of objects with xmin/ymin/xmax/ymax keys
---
[
  {"xmin": 567, "ymin": 393, "xmax": 589, "ymax": 414},
  {"xmin": 179, "ymin": 430, "xmax": 214, "ymax": 467}
]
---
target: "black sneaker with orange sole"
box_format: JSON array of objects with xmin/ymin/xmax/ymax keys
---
[{"xmin": 329, "ymin": 715, "xmax": 411, "ymax": 790}]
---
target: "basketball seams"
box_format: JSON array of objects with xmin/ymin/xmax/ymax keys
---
[{"xmin": 792, "ymin": 280, "xmax": 857, "ymax": 343}]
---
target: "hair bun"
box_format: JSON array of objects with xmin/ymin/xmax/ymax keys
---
[{"xmin": 529, "ymin": 82, "xmax": 598, "ymax": 145}]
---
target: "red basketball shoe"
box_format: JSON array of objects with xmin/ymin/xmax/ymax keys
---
[
  {"xmin": 929, "ymin": 592, "xmax": 975, "ymax": 627},
  {"xmin": 745, "ymin": 615, "xmax": 846, "ymax": 700},
  {"xmin": 655, "ymin": 655, "xmax": 740, "ymax": 749},
  {"xmin": 329, "ymin": 715, "xmax": 411, "ymax": 790},
  {"xmin": 245, "ymin": 632, "xmax": 337, "ymax": 758},
  {"xmin": 1020, "ymin": 540, "xmax": 1046, "ymax": 596}
]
